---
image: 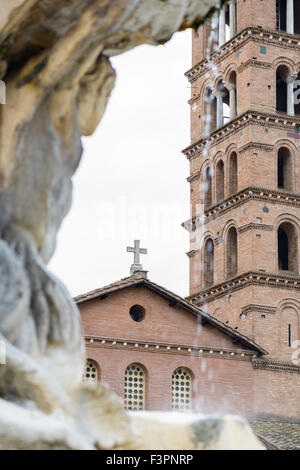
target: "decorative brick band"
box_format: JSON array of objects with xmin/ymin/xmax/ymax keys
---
[
  {"xmin": 183, "ymin": 111, "xmax": 300, "ymax": 161},
  {"xmin": 185, "ymin": 26, "xmax": 300, "ymax": 82},
  {"xmin": 85, "ymin": 335, "xmax": 253, "ymax": 360},
  {"xmin": 182, "ymin": 186, "xmax": 300, "ymax": 232},
  {"xmin": 188, "ymin": 271, "xmax": 300, "ymax": 306},
  {"xmin": 253, "ymin": 359, "xmax": 300, "ymax": 374}
]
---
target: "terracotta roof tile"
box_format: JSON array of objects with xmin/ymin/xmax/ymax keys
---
[{"xmin": 251, "ymin": 421, "xmax": 300, "ymax": 450}]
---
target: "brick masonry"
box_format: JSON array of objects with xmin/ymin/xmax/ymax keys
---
[{"xmin": 78, "ymin": 0, "xmax": 300, "ymax": 423}]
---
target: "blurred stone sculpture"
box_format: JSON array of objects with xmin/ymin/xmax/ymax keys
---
[{"xmin": 0, "ymin": 0, "xmax": 263, "ymax": 449}]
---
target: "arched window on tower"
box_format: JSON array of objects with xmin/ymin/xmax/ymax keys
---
[
  {"xmin": 276, "ymin": 0, "xmax": 300, "ymax": 34},
  {"xmin": 295, "ymin": 73, "xmax": 300, "ymax": 115},
  {"xmin": 276, "ymin": 65, "xmax": 288, "ymax": 112},
  {"xmin": 83, "ymin": 359, "xmax": 99, "ymax": 383},
  {"xmin": 203, "ymin": 166, "xmax": 213, "ymax": 209},
  {"xmin": 124, "ymin": 363, "xmax": 146, "ymax": 411},
  {"xmin": 277, "ymin": 0, "xmax": 287, "ymax": 31},
  {"xmin": 216, "ymin": 160, "xmax": 225, "ymax": 202},
  {"xmin": 203, "ymin": 238, "xmax": 214, "ymax": 287},
  {"xmin": 203, "ymin": 86, "xmax": 217, "ymax": 136},
  {"xmin": 277, "ymin": 147, "xmax": 292, "ymax": 190},
  {"xmin": 295, "ymin": 0, "xmax": 300, "ymax": 34},
  {"xmin": 229, "ymin": 152, "xmax": 238, "ymax": 195},
  {"xmin": 227, "ymin": 71, "xmax": 237, "ymax": 120},
  {"xmin": 278, "ymin": 222, "xmax": 298, "ymax": 273},
  {"xmin": 280, "ymin": 306, "xmax": 300, "ymax": 360},
  {"xmin": 218, "ymin": 1, "xmax": 237, "ymax": 46},
  {"xmin": 226, "ymin": 227, "xmax": 238, "ymax": 278},
  {"xmin": 172, "ymin": 367, "xmax": 193, "ymax": 411},
  {"xmin": 215, "ymin": 81, "xmax": 229, "ymax": 128}
]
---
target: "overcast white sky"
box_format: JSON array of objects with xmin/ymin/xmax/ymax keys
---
[{"xmin": 50, "ymin": 30, "xmax": 192, "ymax": 298}]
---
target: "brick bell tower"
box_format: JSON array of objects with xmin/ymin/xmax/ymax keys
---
[{"xmin": 183, "ymin": 0, "xmax": 300, "ymax": 364}]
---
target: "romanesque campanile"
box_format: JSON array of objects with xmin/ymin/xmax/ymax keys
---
[{"xmin": 183, "ymin": 0, "xmax": 300, "ymax": 364}]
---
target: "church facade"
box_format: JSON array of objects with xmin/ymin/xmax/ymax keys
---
[{"xmin": 77, "ymin": 0, "xmax": 300, "ymax": 448}]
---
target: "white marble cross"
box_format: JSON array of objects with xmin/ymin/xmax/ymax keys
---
[
  {"xmin": 127, "ymin": 240, "xmax": 147, "ymax": 265},
  {"xmin": 127, "ymin": 240, "xmax": 147, "ymax": 274}
]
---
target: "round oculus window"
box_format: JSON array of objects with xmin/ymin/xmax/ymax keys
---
[{"xmin": 129, "ymin": 305, "xmax": 146, "ymax": 322}]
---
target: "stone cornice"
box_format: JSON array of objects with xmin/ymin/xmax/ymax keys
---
[
  {"xmin": 187, "ymin": 171, "xmax": 201, "ymax": 183},
  {"xmin": 183, "ymin": 111, "xmax": 300, "ymax": 161},
  {"xmin": 241, "ymin": 304, "xmax": 277, "ymax": 315},
  {"xmin": 84, "ymin": 335, "xmax": 254, "ymax": 360},
  {"xmin": 237, "ymin": 59, "xmax": 272, "ymax": 73},
  {"xmin": 253, "ymin": 359, "xmax": 300, "ymax": 374},
  {"xmin": 238, "ymin": 141, "xmax": 274, "ymax": 154},
  {"xmin": 238, "ymin": 223, "xmax": 273, "ymax": 233},
  {"xmin": 188, "ymin": 271, "xmax": 300, "ymax": 306},
  {"xmin": 185, "ymin": 26, "xmax": 300, "ymax": 83},
  {"xmin": 182, "ymin": 186, "xmax": 300, "ymax": 231},
  {"xmin": 186, "ymin": 249, "xmax": 199, "ymax": 258}
]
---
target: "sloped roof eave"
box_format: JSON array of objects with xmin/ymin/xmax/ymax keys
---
[{"xmin": 75, "ymin": 277, "xmax": 267, "ymax": 356}]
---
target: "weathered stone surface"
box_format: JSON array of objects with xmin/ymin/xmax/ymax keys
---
[
  {"xmin": 0, "ymin": 0, "xmax": 263, "ymax": 451},
  {"xmin": 131, "ymin": 413, "xmax": 264, "ymax": 450}
]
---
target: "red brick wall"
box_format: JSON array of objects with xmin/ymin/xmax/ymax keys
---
[
  {"xmin": 79, "ymin": 284, "xmax": 300, "ymax": 420},
  {"xmin": 85, "ymin": 344, "xmax": 255, "ymax": 416}
]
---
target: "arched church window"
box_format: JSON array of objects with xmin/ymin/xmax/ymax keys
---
[
  {"xmin": 215, "ymin": 80, "xmax": 229, "ymax": 128},
  {"xmin": 277, "ymin": 0, "xmax": 287, "ymax": 31},
  {"xmin": 216, "ymin": 160, "xmax": 225, "ymax": 202},
  {"xmin": 279, "ymin": 306, "xmax": 300, "ymax": 359},
  {"xmin": 276, "ymin": 65, "xmax": 288, "ymax": 112},
  {"xmin": 226, "ymin": 227, "xmax": 238, "ymax": 278},
  {"xmin": 227, "ymin": 71, "xmax": 237, "ymax": 120},
  {"xmin": 277, "ymin": 147, "xmax": 292, "ymax": 190},
  {"xmin": 83, "ymin": 359, "xmax": 99, "ymax": 383},
  {"xmin": 218, "ymin": 1, "xmax": 237, "ymax": 46},
  {"xmin": 203, "ymin": 238, "xmax": 214, "ymax": 287},
  {"xmin": 229, "ymin": 152, "xmax": 238, "ymax": 195},
  {"xmin": 276, "ymin": 0, "xmax": 300, "ymax": 34},
  {"xmin": 172, "ymin": 367, "xmax": 193, "ymax": 411},
  {"xmin": 278, "ymin": 222, "xmax": 298, "ymax": 273},
  {"xmin": 124, "ymin": 363, "xmax": 146, "ymax": 411},
  {"xmin": 203, "ymin": 166, "xmax": 213, "ymax": 208},
  {"xmin": 295, "ymin": 73, "xmax": 300, "ymax": 115},
  {"xmin": 276, "ymin": 65, "xmax": 296, "ymax": 116},
  {"xmin": 203, "ymin": 87, "xmax": 217, "ymax": 135}
]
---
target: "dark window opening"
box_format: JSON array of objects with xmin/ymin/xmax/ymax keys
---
[
  {"xmin": 276, "ymin": 0, "xmax": 300, "ymax": 33},
  {"xmin": 229, "ymin": 152, "xmax": 238, "ymax": 195},
  {"xmin": 203, "ymin": 87, "xmax": 217, "ymax": 135},
  {"xmin": 295, "ymin": 74, "xmax": 300, "ymax": 115},
  {"xmin": 216, "ymin": 160, "xmax": 225, "ymax": 202},
  {"xmin": 204, "ymin": 167, "xmax": 213, "ymax": 209},
  {"xmin": 288, "ymin": 323, "xmax": 292, "ymax": 347},
  {"xmin": 276, "ymin": 69, "xmax": 288, "ymax": 113},
  {"xmin": 226, "ymin": 227, "xmax": 238, "ymax": 278},
  {"xmin": 295, "ymin": 0, "xmax": 300, "ymax": 34},
  {"xmin": 277, "ymin": 147, "xmax": 292, "ymax": 190},
  {"xmin": 278, "ymin": 153, "xmax": 284, "ymax": 188},
  {"xmin": 278, "ymin": 222, "xmax": 298, "ymax": 273},
  {"xmin": 278, "ymin": 227, "xmax": 289, "ymax": 270},
  {"xmin": 129, "ymin": 305, "xmax": 146, "ymax": 322},
  {"xmin": 203, "ymin": 239, "xmax": 214, "ymax": 288},
  {"xmin": 276, "ymin": 0, "xmax": 287, "ymax": 31}
]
